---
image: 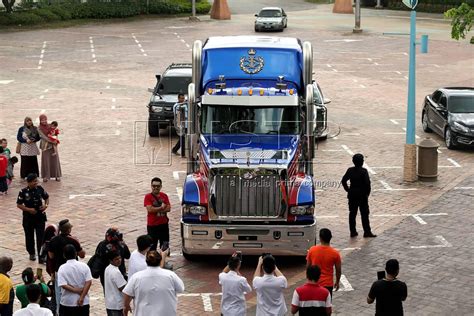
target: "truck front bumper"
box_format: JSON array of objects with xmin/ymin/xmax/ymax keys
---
[{"xmin": 181, "ymin": 221, "xmax": 316, "ymax": 256}]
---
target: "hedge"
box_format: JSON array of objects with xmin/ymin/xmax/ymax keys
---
[
  {"xmin": 386, "ymin": 0, "xmax": 474, "ymax": 13},
  {"xmin": 0, "ymin": 0, "xmax": 212, "ymax": 26}
]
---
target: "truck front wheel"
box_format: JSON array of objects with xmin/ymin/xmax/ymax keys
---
[{"xmin": 148, "ymin": 120, "xmax": 159, "ymax": 137}]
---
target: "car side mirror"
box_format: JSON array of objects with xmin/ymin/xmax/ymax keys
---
[
  {"xmin": 255, "ymin": 14, "xmax": 258, "ymax": 17},
  {"xmin": 155, "ymin": 74, "xmax": 161, "ymax": 82},
  {"xmin": 324, "ymin": 98, "xmax": 331, "ymax": 105}
]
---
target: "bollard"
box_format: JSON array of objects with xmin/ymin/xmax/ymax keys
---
[
  {"xmin": 417, "ymin": 137, "xmax": 439, "ymax": 182},
  {"xmin": 420, "ymin": 35, "xmax": 428, "ymax": 54}
]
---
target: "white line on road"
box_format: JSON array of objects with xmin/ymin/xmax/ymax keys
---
[
  {"xmin": 340, "ymin": 247, "xmax": 361, "ymax": 251},
  {"xmin": 412, "ymin": 215, "xmax": 427, "ymax": 224},
  {"xmin": 132, "ymin": 34, "xmax": 147, "ymax": 56},
  {"xmin": 173, "ymin": 171, "xmax": 186, "ymax": 180},
  {"xmin": 69, "ymin": 194, "xmax": 106, "ymax": 199},
  {"xmin": 401, "ymin": 127, "xmax": 420, "ymax": 139},
  {"xmin": 371, "ymin": 166, "xmax": 402, "ymax": 169},
  {"xmin": 201, "ymin": 294, "xmax": 213, "ymax": 312},
  {"xmin": 379, "ymin": 180, "xmax": 392, "ymax": 190},
  {"xmin": 344, "ymin": 133, "xmax": 361, "ymax": 136},
  {"xmin": 410, "ymin": 235, "xmax": 452, "ymax": 249},
  {"xmin": 447, "ymin": 158, "xmax": 461, "ymax": 167},
  {"xmin": 0, "ymin": 80, "xmax": 14, "ymax": 85},
  {"xmin": 341, "ymin": 145, "xmax": 376, "ymax": 175},
  {"xmin": 176, "ymin": 187, "xmax": 183, "ymax": 202},
  {"xmin": 321, "ymin": 149, "xmax": 344, "ymax": 152},
  {"xmin": 454, "ymin": 187, "xmax": 473, "ymax": 190},
  {"xmin": 89, "ymin": 37, "xmax": 97, "ymax": 63},
  {"xmin": 389, "ymin": 119, "xmax": 400, "ymax": 125},
  {"xmin": 339, "ymin": 275, "xmax": 354, "ymax": 291}
]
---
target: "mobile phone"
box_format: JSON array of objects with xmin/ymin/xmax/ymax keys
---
[
  {"xmin": 377, "ymin": 271, "xmax": 386, "ymax": 280},
  {"xmin": 36, "ymin": 267, "xmax": 43, "ymax": 280}
]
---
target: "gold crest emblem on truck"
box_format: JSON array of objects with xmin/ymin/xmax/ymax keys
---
[{"xmin": 240, "ymin": 49, "xmax": 264, "ymax": 74}]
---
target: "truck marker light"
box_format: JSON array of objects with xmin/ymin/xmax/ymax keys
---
[
  {"xmin": 260, "ymin": 89, "xmax": 264, "ymax": 96},
  {"xmin": 249, "ymin": 88, "xmax": 253, "ymax": 96},
  {"xmin": 237, "ymin": 89, "xmax": 242, "ymax": 96},
  {"xmin": 289, "ymin": 89, "xmax": 294, "ymax": 95},
  {"xmin": 208, "ymin": 88, "xmax": 213, "ymax": 95}
]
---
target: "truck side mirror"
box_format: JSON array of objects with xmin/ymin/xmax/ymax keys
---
[
  {"xmin": 324, "ymin": 98, "xmax": 331, "ymax": 105},
  {"xmin": 155, "ymin": 74, "xmax": 161, "ymax": 82},
  {"xmin": 255, "ymin": 14, "xmax": 258, "ymax": 17}
]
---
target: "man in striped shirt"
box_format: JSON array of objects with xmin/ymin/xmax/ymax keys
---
[{"xmin": 291, "ymin": 265, "xmax": 332, "ymax": 316}]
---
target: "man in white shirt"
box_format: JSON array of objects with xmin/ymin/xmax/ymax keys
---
[
  {"xmin": 128, "ymin": 235, "xmax": 152, "ymax": 279},
  {"xmin": 253, "ymin": 254, "xmax": 288, "ymax": 316},
  {"xmin": 104, "ymin": 251, "xmax": 127, "ymax": 316},
  {"xmin": 123, "ymin": 250, "xmax": 184, "ymax": 316},
  {"xmin": 13, "ymin": 284, "xmax": 53, "ymax": 316},
  {"xmin": 57, "ymin": 244, "xmax": 92, "ymax": 316},
  {"xmin": 219, "ymin": 253, "xmax": 252, "ymax": 316}
]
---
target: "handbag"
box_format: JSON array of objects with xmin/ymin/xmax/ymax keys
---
[
  {"xmin": 87, "ymin": 253, "xmax": 106, "ymax": 279},
  {"xmin": 15, "ymin": 142, "xmax": 21, "ymax": 154}
]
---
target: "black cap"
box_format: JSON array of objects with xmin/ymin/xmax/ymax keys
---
[
  {"xmin": 26, "ymin": 173, "xmax": 38, "ymax": 182},
  {"xmin": 58, "ymin": 219, "xmax": 73, "ymax": 232}
]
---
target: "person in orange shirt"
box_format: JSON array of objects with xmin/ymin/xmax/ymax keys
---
[{"xmin": 306, "ymin": 228, "xmax": 341, "ymax": 296}]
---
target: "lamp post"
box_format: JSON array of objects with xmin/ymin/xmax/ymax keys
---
[{"xmin": 353, "ymin": 0, "xmax": 362, "ymax": 33}]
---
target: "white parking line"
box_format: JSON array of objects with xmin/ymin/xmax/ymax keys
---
[
  {"xmin": 454, "ymin": 186, "xmax": 473, "ymax": 190},
  {"xmin": 339, "ymin": 275, "xmax": 354, "ymax": 291},
  {"xmin": 89, "ymin": 37, "xmax": 97, "ymax": 63},
  {"xmin": 410, "ymin": 235, "xmax": 452, "ymax": 249},
  {"xmin": 69, "ymin": 194, "xmax": 106, "ymax": 199},
  {"xmin": 447, "ymin": 158, "xmax": 461, "ymax": 167},
  {"xmin": 173, "ymin": 171, "xmax": 186, "ymax": 180},
  {"xmin": 0, "ymin": 80, "xmax": 14, "ymax": 85},
  {"xmin": 389, "ymin": 119, "xmax": 400, "ymax": 125},
  {"xmin": 379, "ymin": 180, "xmax": 392, "ymax": 190},
  {"xmin": 132, "ymin": 34, "xmax": 147, "ymax": 57},
  {"xmin": 176, "ymin": 187, "xmax": 183, "ymax": 202}
]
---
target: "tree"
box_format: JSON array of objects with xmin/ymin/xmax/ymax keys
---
[
  {"xmin": 445, "ymin": 3, "xmax": 474, "ymax": 42},
  {"xmin": 2, "ymin": 0, "xmax": 15, "ymax": 13}
]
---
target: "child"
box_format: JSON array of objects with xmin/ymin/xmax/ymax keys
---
[
  {"xmin": 0, "ymin": 147, "xmax": 8, "ymax": 195},
  {"xmin": 0, "ymin": 139, "xmax": 10, "ymax": 159},
  {"xmin": 6, "ymin": 156, "xmax": 18, "ymax": 187},
  {"xmin": 47, "ymin": 121, "xmax": 60, "ymax": 156}
]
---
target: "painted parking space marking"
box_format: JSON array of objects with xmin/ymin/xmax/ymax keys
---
[
  {"xmin": 88, "ymin": 37, "xmax": 97, "ymax": 63},
  {"xmin": 454, "ymin": 186, "xmax": 473, "ymax": 190},
  {"xmin": 446, "ymin": 158, "xmax": 461, "ymax": 167},
  {"xmin": 0, "ymin": 80, "xmax": 14, "ymax": 85},
  {"xmin": 338, "ymin": 275, "xmax": 354, "ymax": 291},
  {"xmin": 176, "ymin": 187, "xmax": 183, "ymax": 202},
  {"xmin": 173, "ymin": 171, "xmax": 186, "ymax": 180},
  {"xmin": 410, "ymin": 235, "xmax": 452, "ymax": 249},
  {"xmin": 69, "ymin": 194, "xmax": 106, "ymax": 199},
  {"xmin": 177, "ymin": 293, "xmax": 222, "ymax": 312},
  {"xmin": 132, "ymin": 34, "xmax": 148, "ymax": 57},
  {"xmin": 341, "ymin": 145, "xmax": 376, "ymax": 175}
]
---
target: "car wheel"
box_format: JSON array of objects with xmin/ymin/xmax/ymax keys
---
[
  {"xmin": 422, "ymin": 111, "xmax": 432, "ymax": 133},
  {"xmin": 285, "ymin": 21, "xmax": 288, "ymax": 28},
  {"xmin": 445, "ymin": 128, "xmax": 457, "ymax": 149},
  {"xmin": 148, "ymin": 120, "xmax": 159, "ymax": 137},
  {"xmin": 254, "ymin": 26, "xmax": 259, "ymax": 32}
]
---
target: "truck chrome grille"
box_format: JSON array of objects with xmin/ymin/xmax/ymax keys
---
[{"xmin": 213, "ymin": 174, "xmax": 281, "ymax": 217}]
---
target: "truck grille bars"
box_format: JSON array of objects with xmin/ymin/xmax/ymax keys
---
[{"xmin": 213, "ymin": 174, "xmax": 282, "ymax": 218}]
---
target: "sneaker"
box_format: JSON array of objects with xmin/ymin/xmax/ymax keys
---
[
  {"xmin": 29, "ymin": 254, "xmax": 36, "ymax": 261},
  {"xmin": 163, "ymin": 262, "xmax": 173, "ymax": 270},
  {"xmin": 363, "ymin": 232, "xmax": 377, "ymax": 238},
  {"xmin": 172, "ymin": 150, "xmax": 179, "ymax": 155}
]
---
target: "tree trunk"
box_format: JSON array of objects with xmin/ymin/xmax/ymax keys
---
[{"xmin": 2, "ymin": 0, "xmax": 15, "ymax": 13}]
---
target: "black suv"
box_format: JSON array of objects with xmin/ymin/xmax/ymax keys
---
[
  {"xmin": 422, "ymin": 87, "xmax": 474, "ymax": 149},
  {"xmin": 148, "ymin": 63, "xmax": 192, "ymax": 136}
]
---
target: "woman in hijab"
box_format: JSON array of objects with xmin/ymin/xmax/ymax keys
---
[
  {"xmin": 16, "ymin": 117, "xmax": 40, "ymax": 179},
  {"xmin": 38, "ymin": 114, "xmax": 62, "ymax": 182}
]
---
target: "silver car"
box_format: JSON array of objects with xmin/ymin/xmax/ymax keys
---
[{"xmin": 254, "ymin": 7, "xmax": 288, "ymax": 32}]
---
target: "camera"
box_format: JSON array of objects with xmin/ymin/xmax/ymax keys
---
[{"xmin": 377, "ymin": 271, "xmax": 386, "ymax": 280}]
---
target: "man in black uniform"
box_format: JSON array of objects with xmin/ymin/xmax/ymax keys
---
[
  {"xmin": 341, "ymin": 154, "xmax": 376, "ymax": 238},
  {"xmin": 16, "ymin": 173, "xmax": 49, "ymax": 262}
]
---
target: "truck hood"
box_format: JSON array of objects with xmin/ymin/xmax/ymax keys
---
[{"xmin": 200, "ymin": 134, "xmax": 300, "ymax": 166}]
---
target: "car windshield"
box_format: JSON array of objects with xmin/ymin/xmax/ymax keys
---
[
  {"xmin": 201, "ymin": 105, "xmax": 300, "ymax": 135},
  {"xmin": 157, "ymin": 76, "xmax": 191, "ymax": 95},
  {"xmin": 449, "ymin": 95, "xmax": 474, "ymax": 113},
  {"xmin": 259, "ymin": 10, "xmax": 282, "ymax": 17}
]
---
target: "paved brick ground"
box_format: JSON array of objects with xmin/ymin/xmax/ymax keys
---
[{"xmin": 0, "ymin": 3, "xmax": 473, "ymax": 315}]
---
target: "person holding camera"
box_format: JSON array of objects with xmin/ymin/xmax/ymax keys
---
[
  {"xmin": 219, "ymin": 252, "xmax": 252, "ymax": 316},
  {"xmin": 253, "ymin": 254, "xmax": 288, "ymax": 316},
  {"xmin": 93, "ymin": 228, "xmax": 130, "ymax": 289},
  {"xmin": 16, "ymin": 173, "xmax": 49, "ymax": 263},
  {"xmin": 144, "ymin": 177, "xmax": 171, "ymax": 252},
  {"xmin": 367, "ymin": 259, "xmax": 407, "ymax": 316}
]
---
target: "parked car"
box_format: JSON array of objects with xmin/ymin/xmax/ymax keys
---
[
  {"xmin": 147, "ymin": 63, "xmax": 192, "ymax": 137},
  {"xmin": 254, "ymin": 7, "xmax": 287, "ymax": 32},
  {"xmin": 313, "ymin": 82, "xmax": 330, "ymax": 140},
  {"xmin": 421, "ymin": 87, "xmax": 474, "ymax": 149}
]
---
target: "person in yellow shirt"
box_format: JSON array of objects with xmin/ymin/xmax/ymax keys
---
[{"xmin": 0, "ymin": 256, "xmax": 14, "ymax": 316}]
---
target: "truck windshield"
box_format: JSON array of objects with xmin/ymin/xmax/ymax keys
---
[
  {"xmin": 157, "ymin": 77, "xmax": 191, "ymax": 95},
  {"xmin": 201, "ymin": 105, "xmax": 300, "ymax": 135}
]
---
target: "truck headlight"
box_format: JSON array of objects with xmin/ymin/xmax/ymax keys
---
[
  {"xmin": 290, "ymin": 206, "xmax": 314, "ymax": 215},
  {"xmin": 184, "ymin": 205, "xmax": 207, "ymax": 215},
  {"xmin": 452, "ymin": 122, "xmax": 469, "ymax": 134},
  {"xmin": 151, "ymin": 106, "xmax": 164, "ymax": 113}
]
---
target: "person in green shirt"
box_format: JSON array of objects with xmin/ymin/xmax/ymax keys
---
[{"xmin": 15, "ymin": 267, "xmax": 50, "ymax": 308}]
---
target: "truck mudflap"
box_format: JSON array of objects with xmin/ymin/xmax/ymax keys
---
[{"xmin": 181, "ymin": 221, "xmax": 316, "ymax": 256}]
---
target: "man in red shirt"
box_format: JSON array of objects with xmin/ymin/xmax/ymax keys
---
[
  {"xmin": 306, "ymin": 228, "xmax": 341, "ymax": 296},
  {"xmin": 0, "ymin": 147, "xmax": 8, "ymax": 194},
  {"xmin": 144, "ymin": 177, "xmax": 171, "ymax": 252}
]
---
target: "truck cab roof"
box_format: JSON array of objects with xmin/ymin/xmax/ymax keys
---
[{"xmin": 204, "ymin": 36, "xmax": 301, "ymax": 50}]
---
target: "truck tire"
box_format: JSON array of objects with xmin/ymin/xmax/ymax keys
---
[
  {"xmin": 148, "ymin": 120, "xmax": 159, "ymax": 137},
  {"xmin": 182, "ymin": 251, "xmax": 197, "ymax": 261}
]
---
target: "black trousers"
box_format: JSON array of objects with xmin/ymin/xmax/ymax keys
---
[
  {"xmin": 147, "ymin": 223, "xmax": 169, "ymax": 251},
  {"xmin": 324, "ymin": 286, "xmax": 333, "ymax": 297},
  {"xmin": 20, "ymin": 155, "xmax": 39, "ymax": 179},
  {"xmin": 23, "ymin": 217, "xmax": 45, "ymax": 256},
  {"xmin": 59, "ymin": 304, "xmax": 89, "ymax": 316},
  {"xmin": 0, "ymin": 176, "xmax": 7, "ymax": 193},
  {"xmin": 348, "ymin": 196, "xmax": 372, "ymax": 234},
  {"xmin": 172, "ymin": 135, "xmax": 186, "ymax": 157}
]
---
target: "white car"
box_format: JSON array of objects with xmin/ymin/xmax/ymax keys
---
[{"xmin": 254, "ymin": 7, "xmax": 288, "ymax": 32}]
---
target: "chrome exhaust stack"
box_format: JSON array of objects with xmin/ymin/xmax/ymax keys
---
[
  {"xmin": 187, "ymin": 40, "xmax": 202, "ymax": 174},
  {"xmin": 303, "ymin": 41, "xmax": 314, "ymax": 175}
]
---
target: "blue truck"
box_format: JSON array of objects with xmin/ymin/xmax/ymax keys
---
[{"xmin": 180, "ymin": 36, "xmax": 318, "ymax": 258}]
